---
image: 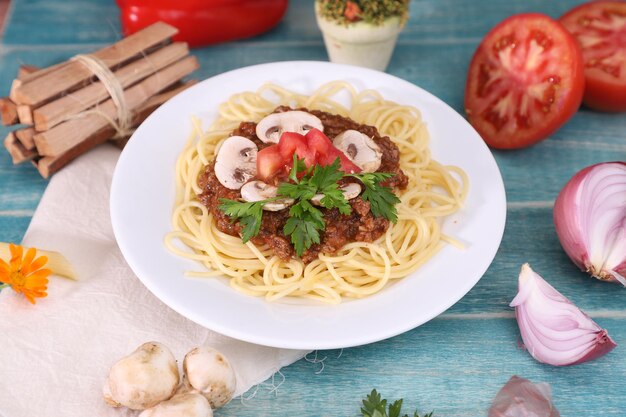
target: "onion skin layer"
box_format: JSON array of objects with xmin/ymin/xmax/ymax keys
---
[{"xmin": 553, "ymin": 161, "xmax": 626, "ymax": 284}]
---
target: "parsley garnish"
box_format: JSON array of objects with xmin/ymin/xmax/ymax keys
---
[
  {"xmin": 218, "ymin": 155, "xmax": 401, "ymax": 257},
  {"xmin": 349, "ymin": 172, "xmax": 401, "ymax": 223},
  {"xmin": 279, "ymin": 156, "xmax": 351, "ymax": 256},
  {"xmin": 218, "ymin": 199, "xmax": 267, "ymax": 243},
  {"xmin": 361, "ymin": 389, "xmax": 434, "ymax": 417}
]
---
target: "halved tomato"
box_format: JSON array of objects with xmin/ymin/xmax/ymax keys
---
[
  {"xmin": 465, "ymin": 13, "xmax": 585, "ymax": 149},
  {"xmin": 560, "ymin": 1, "xmax": 626, "ymax": 112}
]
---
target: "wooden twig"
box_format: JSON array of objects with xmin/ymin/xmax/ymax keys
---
[
  {"xmin": 38, "ymin": 79, "xmax": 198, "ymax": 177},
  {"xmin": 4, "ymin": 132, "xmax": 38, "ymax": 164},
  {"xmin": 33, "ymin": 42, "xmax": 190, "ymax": 131},
  {"xmin": 0, "ymin": 66, "xmax": 41, "ymax": 126},
  {"xmin": 15, "ymin": 127, "xmax": 37, "ymax": 151},
  {"xmin": 17, "ymin": 65, "xmax": 40, "ymax": 80},
  {"xmin": 11, "ymin": 22, "xmax": 178, "ymax": 107},
  {"xmin": 34, "ymin": 55, "xmax": 199, "ymax": 158},
  {"xmin": 17, "ymin": 105, "xmax": 33, "ymax": 125},
  {"xmin": 0, "ymin": 98, "xmax": 18, "ymax": 125}
]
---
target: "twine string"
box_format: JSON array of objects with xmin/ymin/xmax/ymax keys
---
[{"xmin": 70, "ymin": 54, "xmax": 132, "ymax": 139}]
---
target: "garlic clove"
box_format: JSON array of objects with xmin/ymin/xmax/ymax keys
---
[
  {"xmin": 488, "ymin": 376, "xmax": 559, "ymax": 417},
  {"xmin": 554, "ymin": 161, "xmax": 626, "ymax": 285},
  {"xmin": 510, "ymin": 264, "xmax": 616, "ymax": 366},
  {"xmin": 183, "ymin": 346, "xmax": 237, "ymax": 409},
  {"xmin": 104, "ymin": 342, "xmax": 180, "ymax": 410},
  {"xmin": 138, "ymin": 393, "xmax": 213, "ymax": 417}
]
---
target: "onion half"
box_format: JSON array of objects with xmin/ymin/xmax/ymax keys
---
[
  {"xmin": 553, "ymin": 161, "xmax": 626, "ymax": 284},
  {"xmin": 510, "ymin": 264, "xmax": 616, "ymax": 366}
]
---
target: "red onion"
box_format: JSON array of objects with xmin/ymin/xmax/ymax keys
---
[
  {"xmin": 554, "ymin": 161, "xmax": 626, "ymax": 285},
  {"xmin": 510, "ymin": 264, "xmax": 616, "ymax": 366}
]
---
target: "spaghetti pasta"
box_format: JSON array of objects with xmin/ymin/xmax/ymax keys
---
[{"xmin": 165, "ymin": 81, "xmax": 469, "ymax": 303}]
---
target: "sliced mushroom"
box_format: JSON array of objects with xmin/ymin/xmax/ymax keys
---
[
  {"xmin": 332, "ymin": 130, "xmax": 382, "ymax": 173},
  {"xmin": 240, "ymin": 180, "xmax": 294, "ymax": 211},
  {"xmin": 255, "ymin": 111, "xmax": 324, "ymax": 143},
  {"xmin": 311, "ymin": 183, "xmax": 362, "ymax": 206},
  {"xmin": 214, "ymin": 136, "xmax": 258, "ymax": 190}
]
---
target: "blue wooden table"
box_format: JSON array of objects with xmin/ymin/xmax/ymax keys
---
[{"xmin": 2, "ymin": 0, "xmax": 626, "ymax": 415}]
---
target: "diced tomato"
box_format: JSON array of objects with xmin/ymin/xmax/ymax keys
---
[
  {"xmin": 560, "ymin": 1, "xmax": 626, "ymax": 112},
  {"xmin": 316, "ymin": 151, "xmax": 362, "ymax": 174},
  {"xmin": 465, "ymin": 13, "xmax": 585, "ymax": 149},
  {"xmin": 256, "ymin": 129, "xmax": 362, "ymax": 181},
  {"xmin": 277, "ymin": 132, "xmax": 317, "ymax": 167},
  {"xmin": 256, "ymin": 145, "xmax": 286, "ymax": 181},
  {"xmin": 306, "ymin": 128, "xmax": 334, "ymax": 156},
  {"xmin": 305, "ymin": 129, "xmax": 362, "ymax": 173}
]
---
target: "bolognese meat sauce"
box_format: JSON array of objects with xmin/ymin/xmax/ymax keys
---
[{"xmin": 198, "ymin": 108, "xmax": 408, "ymax": 263}]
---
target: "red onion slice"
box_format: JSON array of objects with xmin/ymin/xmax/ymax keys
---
[
  {"xmin": 510, "ymin": 264, "xmax": 616, "ymax": 366},
  {"xmin": 554, "ymin": 161, "xmax": 626, "ymax": 284}
]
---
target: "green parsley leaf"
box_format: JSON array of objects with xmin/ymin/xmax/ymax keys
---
[
  {"xmin": 389, "ymin": 399, "xmax": 403, "ymax": 417},
  {"xmin": 306, "ymin": 157, "xmax": 351, "ymax": 214},
  {"xmin": 360, "ymin": 389, "xmax": 434, "ymax": 417},
  {"xmin": 218, "ymin": 198, "xmax": 265, "ymax": 243},
  {"xmin": 361, "ymin": 389, "xmax": 387, "ymax": 417},
  {"xmin": 310, "ymin": 158, "xmax": 345, "ymax": 190},
  {"xmin": 278, "ymin": 180, "xmax": 317, "ymax": 201},
  {"xmin": 288, "ymin": 153, "xmax": 308, "ymax": 183},
  {"xmin": 350, "ymin": 172, "xmax": 401, "ymax": 223},
  {"xmin": 320, "ymin": 187, "xmax": 352, "ymax": 215},
  {"xmin": 283, "ymin": 212, "xmax": 322, "ymax": 256}
]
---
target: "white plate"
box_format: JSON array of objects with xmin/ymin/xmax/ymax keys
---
[{"xmin": 110, "ymin": 61, "xmax": 506, "ymax": 350}]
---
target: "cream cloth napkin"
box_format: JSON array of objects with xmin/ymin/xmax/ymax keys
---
[{"xmin": 0, "ymin": 146, "xmax": 307, "ymax": 417}]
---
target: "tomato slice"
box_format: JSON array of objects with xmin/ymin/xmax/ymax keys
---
[
  {"xmin": 465, "ymin": 13, "xmax": 585, "ymax": 149},
  {"xmin": 560, "ymin": 1, "xmax": 626, "ymax": 112},
  {"xmin": 305, "ymin": 129, "xmax": 362, "ymax": 173},
  {"xmin": 256, "ymin": 145, "xmax": 285, "ymax": 181},
  {"xmin": 277, "ymin": 132, "xmax": 317, "ymax": 167}
]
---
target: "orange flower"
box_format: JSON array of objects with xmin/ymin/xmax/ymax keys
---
[
  {"xmin": 0, "ymin": 243, "xmax": 51, "ymax": 304},
  {"xmin": 344, "ymin": 1, "xmax": 362, "ymax": 22}
]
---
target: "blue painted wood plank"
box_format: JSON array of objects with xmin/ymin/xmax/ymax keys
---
[
  {"xmin": 0, "ymin": 128, "xmax": 46, "ymax": 212},
  {"xmin": 449, "ymin": 207, "xmax": 626, "ymax": 315},
  {"xmin": 219, "ymin": 317, "xmax": 626, "ymax": 417},
  {"xmin": 0, "ymin": 215, "xmax": 32, "ymax": 243},
  {"xmin": 2, "ymin": 0, "xmax": 120, "ymax": 45}
]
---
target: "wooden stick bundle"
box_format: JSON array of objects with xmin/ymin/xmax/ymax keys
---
[{"xmin": 2, "ymin": 22, "xmax": 199, "ymax": 178}]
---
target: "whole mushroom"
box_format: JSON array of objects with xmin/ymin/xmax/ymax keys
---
[
  {"xmin": 183, "ymin": 346, "xmax": 237, "ymax": 409},
  {"xmin": 103, "ymin": 342, "xmax": 179, "ymax": 410},
  {"xmin": 214, "ymin": 136, "xmax": 258, "ymax": 190},
  {"xmin": 332, "ymin": 130, "xmax": 382, "ymax": 173},
  {"xmin": 138, "ymin": 393, "xmax": 213, "ymax": 417},
  {"xmin": 256, "ymin": 111, "xmax": 324, "ymax": 143}
]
